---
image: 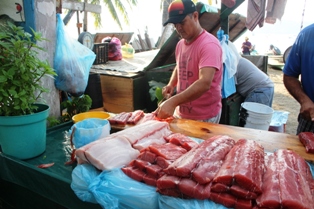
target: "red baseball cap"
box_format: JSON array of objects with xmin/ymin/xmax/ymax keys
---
[{"xmin": 163, "ymin": 0, "xmax": 196, "ymax": 26}]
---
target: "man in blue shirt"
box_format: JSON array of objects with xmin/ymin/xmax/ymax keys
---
[{"xmin": 283, "ymin": 23, "xmax": 314, "ymax": 134}]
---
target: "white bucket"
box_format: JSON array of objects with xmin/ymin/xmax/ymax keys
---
[{"xmin": 239, "ymin": 102, "xmax": 274, "ymax": 131}]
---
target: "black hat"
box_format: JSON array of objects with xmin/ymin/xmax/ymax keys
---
[{"xmin": 163, "ymin": 0, "xmax": 196, "ymax": 26}]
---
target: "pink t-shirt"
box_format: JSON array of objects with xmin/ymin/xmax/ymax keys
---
[{"xmin": 175, "ymin": 30, "xmax": 223, "ymax": 120}]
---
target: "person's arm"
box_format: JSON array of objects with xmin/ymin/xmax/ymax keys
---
[
  {"xmin": 155, "ymin": 67, "xmax": 216, "ymax": 119},
  {"xmin": 162, "ymin": 65, "xmax": 178, "ymax": 99},
  {"xmin": 283, "ymin": 74, "xmax": 314, "ymax": 121},
  {"xmin": 248, "ymin": 42, "xmax": 252, "ymax": 50}
]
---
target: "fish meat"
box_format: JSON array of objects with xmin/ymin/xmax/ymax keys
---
[
  {"xmin": 148, "ymin": 143, "xmax": 187, "ymax": 160},
  {"xmin": 127, "ymin": 110, "xmax": 145, "ymax": 125},
  {"xmin": 192, "ymin": 136, "xmax": 235, "ymax": 184},
  {"xmin": 256, "ymin": 149, "xmax": 314, "ymax": 209},
  {"xmin": 110, "ymin": 120, "xmax": 170, "ymax": 144},
  {"xmin": 108, "ymin": 112, "xmax": 132, "ymax": 125},
  {"xmin": 165, "ymin": 135, "xmax": 234, "ymax": 178},
  {"xmin": 299, "ymin": 132, "xmax": 314, "ymax": 153},
  {"xmin": 213, "ymin": 139, "xmax": 265, "ymax": 194},
  {"xmin": 84, "ymin": 136, "xmax": 140, "ymax": 170},
  {"xmin": 178, "ymin": 178, "xmax": 212, "ymax": 200},
  {"xmin": 132, "ymin": 128, "xmax": 171, "ymax": 151},
  {"xmin": 164, "ymin": 133, "xmax": 198, "ymax": 151}
]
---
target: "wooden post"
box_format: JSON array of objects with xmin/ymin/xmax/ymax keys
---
[
  {"xmin": 76, "ymin": 11, "xmax": 81, "ymax": 35},
  {"xmin": 83, "ymin": 0, "xmax": 87, "ymax": 32},
  {"xmin": 56, "ymin": 0, "xmax": 62, "ymax": 14},
  {"xmin": 62, "ymin": 0, "xmax": 101, "ymax": 14}
]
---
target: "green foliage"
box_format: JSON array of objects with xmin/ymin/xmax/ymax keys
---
[
  {"xmin": 0, "ymin": 22, "xmax": 56, "ymax": 116},
  {"xmin": 148, "ymin": 80, "xmax": 166, "ymax": 104},
  {"xmin": 155, "ymin": 87, "xmax": 163, "ymax": 104},
  {"xmin": 89, "ymin": 0, "xmax": 138, "ymax": 30},
  {"xmin": 47, "ymin": 116, "xmax": 61, "ymax": 127},
  {"xmin": 60, "ymin": 94, "xmax": 92, "ymax": 122},
  {"xmin": 46, "ymin": 94, "xmax": 92, "ymax": 127}
]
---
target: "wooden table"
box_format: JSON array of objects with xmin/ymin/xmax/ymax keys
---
[
  {"xmin": 169, "ymin": 119, "xmax": 314, "ymax": 163},
  {"xmin": 111, "ymin": 118, "xmax": 313, "ymax": 162}
]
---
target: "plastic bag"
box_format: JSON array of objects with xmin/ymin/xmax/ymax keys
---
[
  {"xmin": 269, "ymin": 111, "xmax": 289, "ymax": 133},
  {"xmin": 159, "ymin": 195, "xmax": 228, "ymax": 209},
  {"xmin": 102, "ymin": 37, "xmax": 122, "ymax": 61},
  {"xmin": 71, "ymin": 164, "xmax": 100, "ymax": 203},
  {"xmin": 69, "ymin": 118, "xmax": 111, "ymax": 149},
  {"xmin": 217, "ymin": 29, "xmax": 236, "ymax": 98},
  {"xmin": 54, "ymin": 14, "xmax": 96, "ymax": 96},
  {"xmin": 227, "ymin": 40, "xmax": 241, "ymax": 65},
  {"xmin": 221, "ymin": 63, "xmax": 236, "ymax": 98},
  {"xmin": 217, "ymin": 31, "xmax": 237, "ymax": 78},
  {"xmin": 89, "ymin": 168, "xmax": 159, "ymax": 209},
  {"xmin": 121, "ymin": 43, "xmax": 135, "ymax": 58}
]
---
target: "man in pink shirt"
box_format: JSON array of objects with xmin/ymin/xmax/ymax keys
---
[{"xmin": 155, "ymin": 0, "xmax": 223, "ymax": 123}]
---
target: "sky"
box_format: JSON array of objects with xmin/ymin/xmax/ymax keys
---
[
  {"xmin": 64, "ymin": 0, "xmax": 314, "ymax": 54},
  {"xmin": 232, "ymin": 0, "xmax": 314, "ymax": 53},
  {"xmin": 63, "ymin": 0, "xmax": 162, "ymax": 43}
]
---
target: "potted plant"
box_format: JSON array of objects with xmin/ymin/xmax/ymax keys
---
[{"xmin": 0, "ymin": 20, "xmax": 56, "ymax": 159}]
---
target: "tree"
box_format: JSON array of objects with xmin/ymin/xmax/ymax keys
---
[
  {"xmin": 90, "ymin": 0, "xmax": 138, "ymax": 30},
  {"xmin": 63, "ymin": 0, "xmax": 138, "ymax": 30}
]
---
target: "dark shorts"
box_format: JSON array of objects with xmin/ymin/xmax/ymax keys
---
[{"xmin": 297, "ymin": 114, "xmax": 314, "ymax": 135}]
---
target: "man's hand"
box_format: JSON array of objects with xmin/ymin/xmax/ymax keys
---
[
  {"xmin": 300, "ymin": 100, "xmax": 314, "ymax": 121},
  {"xmin": 154, "ymin": 97, "xmax": 176, "ymax": 119},
  {"xmin": 162, "ymin": 85, "xmax": 174, "ymax": 99}
]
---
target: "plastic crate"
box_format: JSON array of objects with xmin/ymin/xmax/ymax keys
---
[{"xmin": 93, "ymin": 43, "xmax": 109, "ymax": 65}]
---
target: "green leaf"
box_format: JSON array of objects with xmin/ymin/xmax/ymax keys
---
[
  {"xmin": 0, "ymin": 76, "xmax": 7, "ymax": 82},
  {"xmin": 0, "ymin": 22, "xmax": 55, "ymax": 116},
  {"xmin": 155, "ymin": 87, "xmax": 165, "ymax": 104}
]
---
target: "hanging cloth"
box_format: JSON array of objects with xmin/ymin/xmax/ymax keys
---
[
  {"xmin": 246, "ymin": 0, "xmax": 266, "ymax": 31},
  {"xmin": 221, "ymin": 0, "xmax": 236, "ymax": 8},
  {"xmin": 265, "ymin": 0, "xmax": 288, "ymax": 24}
]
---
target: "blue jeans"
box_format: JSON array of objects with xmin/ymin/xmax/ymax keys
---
[{"xmin": 245, "ymin": 87, "xmax": 274, "ymax": 107}]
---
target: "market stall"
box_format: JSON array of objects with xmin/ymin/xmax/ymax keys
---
[{"xmin": 0, "ymin": 119, "xmax": 313, "ymax": 208}]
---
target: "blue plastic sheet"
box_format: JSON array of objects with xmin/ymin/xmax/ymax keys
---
[
  {"xmin": 89, "ymin": 168, "xmax": 159, "ymax": 209},
  {"xmin": 71, "ymin": 164, "xmax": 100, "ymax": 203},
  {"xmin": 71, "ymin": 162, "xmax": 314, "ymax": 209},
  {"xmin": 158, "ymin": 195, "xmax": 227, "ymax": 209},
  {"xmin": 270, "ymin": 111, "xmax": 289, "ymax": 127}
]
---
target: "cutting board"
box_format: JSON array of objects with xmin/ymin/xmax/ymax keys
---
[
  {"xmin": 109, "ymin": 115, "xmax": 314, "ymax": 163},
  {"xmin": 169, "ymin": 119, "xmax": 314, "ymax": 163}
]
